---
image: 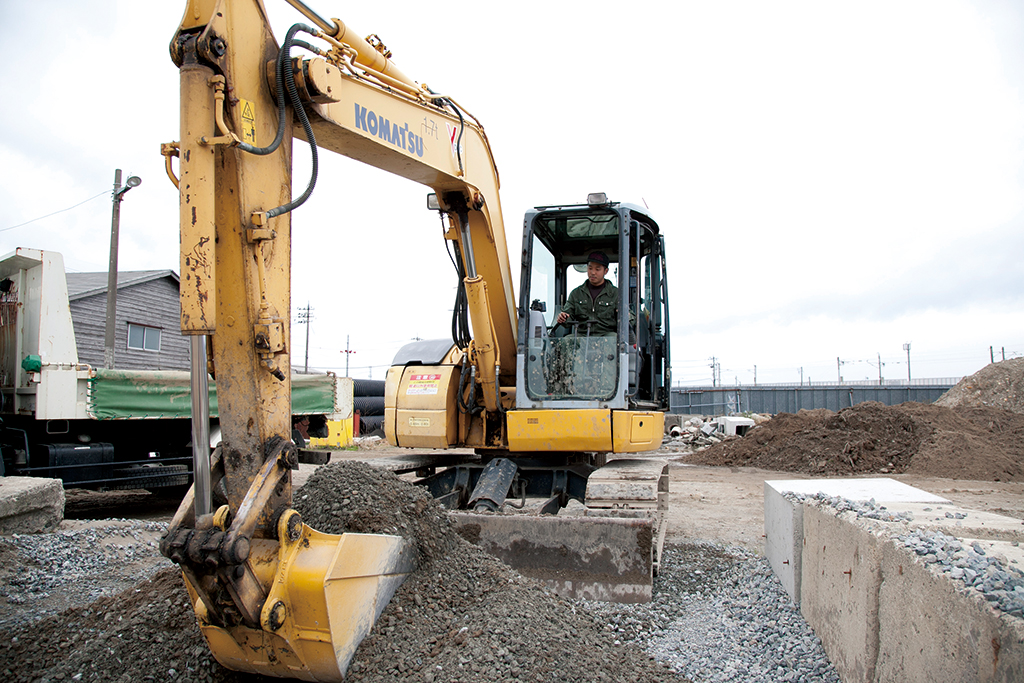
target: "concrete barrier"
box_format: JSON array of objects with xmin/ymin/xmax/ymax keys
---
[
  {"xmin": 764, "ymin": 478, "xmax": 948, "ymax": 604},
  {"xmin": 0, "ymin": 476, "xmax": 65, "ymax": 534},
  {"xmin": 876, "ymin": 538, "xmax": 1024, "ymax": 682},
  {"xmin": 765, "ymin": 478, "xmax": 1024, "ymax": 682}
]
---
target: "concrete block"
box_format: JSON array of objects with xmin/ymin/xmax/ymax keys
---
[
  {"xmin": 876, "ymin": 539, "xmax": 1024, "ymax": 683},
  {"xmin": 764, "ymin": 478, "xmax": 948, "ymax": 604},
  {"xmin": 0, "ymin": 476, "xmax": 65, "ymax": 534},
  {"xmin": 715, "ymin": 415, "xmax": 755, "ymax": 436},
  {"xmin": 800, "ymin": 503, "xmax": 885, "ymax": 683},
  {"xmin": 796, "ymin": 494, "xmax": 1024, "ymax": 683}
]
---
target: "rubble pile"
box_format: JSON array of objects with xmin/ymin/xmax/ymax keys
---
[
  {"xmin": 660, "ymin": 415, "xmax": 770, "ymax": 454},
  {"xmin": 935, "ymin": 357, "xmax": 1024, "ymax": 414}
]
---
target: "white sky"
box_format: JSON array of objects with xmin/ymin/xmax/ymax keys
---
[{"xmin": 1, "ymin": 0, "xmax": 1022, "ymax": 386}]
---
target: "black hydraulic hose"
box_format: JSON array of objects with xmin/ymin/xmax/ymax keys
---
[
  {"xmin": 448, "ymin": 239, "xmax": 471, "ymax": 349},
  {"xmin": 237, "ymin": 31, "xmax": 291, "ymax": 156},
  {"xmin": 449, "ymin": 102, "xmax": 465, "ymax": 175},
  {"xmin": 266, "ymin": 23, "xmax": 318, "ymax": 219},
  {"xmin": 426, "ymin": 86, "xmax": 465, "ymax": 175}
]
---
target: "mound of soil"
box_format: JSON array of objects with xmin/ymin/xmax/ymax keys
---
[
  {"xmin": 687, "ymin": 401, "xmax": 1024, "ymax": 482},
  {"xmin": 1, "ymin": 461, "xmax": 683, "ymax": 683},
  {"xmin": 935, "ymin": 358, "xmax": 1024, "ymax": 414}
]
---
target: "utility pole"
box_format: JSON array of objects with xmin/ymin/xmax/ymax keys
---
[
  {"xmin": 341, "ymin": 335, "xmax": 357, "ymax": 376},
  {"xmin": 877, "ymin": 352, "xmax": 883, "ymax": 386},
  {"xmin": 991, "ymin": 346, "xmax": 995, "ymax": 363},
  {"xmin": 296, "ymin": 303, "xmax": 313, "ymax": 373},
  {"xmin": 799, "ymin": 367, "xmax": 804, "ymax": 386},
  {"xmin": 709, "ymin": 357, "xmax": 717, "ymax": 387},
  {"xmin": 753, "ymin": 365, "xmax": 757, "ymax": 386},
  {"xmin": 903, "ymin": 342, "xmax": 911, "ymax": 382},
  {"xmin": 104, "ymin": 168, "xmax": 141, "ymax": 369},
  {"xmin": 837, "ymin": 357, "xmax": 841, "ymax": 384}
]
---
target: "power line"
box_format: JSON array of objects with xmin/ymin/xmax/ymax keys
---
[{"xmin": 0, "ymin": 189, "xmax": 110, "ymax": 233}]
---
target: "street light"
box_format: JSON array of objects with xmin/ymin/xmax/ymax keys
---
[{"xmin": 104, "ymin": 169, "xmax": 142, "ymax": 369}]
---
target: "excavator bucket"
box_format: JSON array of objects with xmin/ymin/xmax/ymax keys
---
[{"xmin": 183, "ymin": 525, "xmax": 415, "ymax": 682}]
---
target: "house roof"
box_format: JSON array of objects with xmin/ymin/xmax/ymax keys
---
[{"xmin": 66, "ymin": 270, "xmax": 179, "ymax": 301}]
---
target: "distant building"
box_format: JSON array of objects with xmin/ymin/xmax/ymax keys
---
[{"xmin": 65, "ymin": 270, "xmax": 188, "ymax": 371}]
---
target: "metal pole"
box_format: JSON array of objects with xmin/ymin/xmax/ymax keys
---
[
  {"xmin": 903, "ymin": 342, "xmax": 911, "ymax": 382},
  {"xmin": 190, "ymin": 335, "xmax": 212, "ymax": 517},
  {"xmin": 104, "ymin": 169, "xmax": 123, "ymax": 369},
  {"xmin": 304, "ymin": 302, "xmax": 311, "ymax": 373}
]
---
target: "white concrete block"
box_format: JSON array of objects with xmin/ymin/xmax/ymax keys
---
[{"xmin": 716, "ymin": 416, "xmax": 755, "ymax": 436}]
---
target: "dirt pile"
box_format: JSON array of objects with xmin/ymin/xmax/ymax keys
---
[
  {"xmin": 686, "ymin": 402, "xmax": 1024, "ymax": 482},
  {"xmin": 1, "ymin": 461, "xmax": 684, "ymax": 683},
  {"xmin": 935, "ymin": 358, "xmax": 1024, "ymax": 414}
]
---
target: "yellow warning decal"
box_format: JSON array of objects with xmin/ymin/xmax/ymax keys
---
[{"xmin": 240, "ymin": 98, "xmax": 256, "ymax": 145}]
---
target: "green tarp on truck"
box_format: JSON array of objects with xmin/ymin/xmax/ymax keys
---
[{"xmin": 88, "ymin": 370, "xmax": 336, "ymax": 420}]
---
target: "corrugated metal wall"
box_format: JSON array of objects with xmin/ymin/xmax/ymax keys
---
[{"xmin": 671, "ymin": 384, "xmax": 954, "ymax": 415}]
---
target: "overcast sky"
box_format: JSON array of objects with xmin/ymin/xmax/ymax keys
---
[{"xmin": 1, "ymin": 0, "xmax": 1022, "ymax": 386}]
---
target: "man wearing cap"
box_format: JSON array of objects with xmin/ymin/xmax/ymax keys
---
[{"xmin": 556, "ymin": 251, "xmax": 619, "ymax": 335}]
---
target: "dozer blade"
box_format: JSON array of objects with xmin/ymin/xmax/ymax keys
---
[
  {"xmin": 450, "ymin": 458, "xmax": 668, "ymax": 604},
  {"xmin": 454, "ymin": 512, "xmax": 655, "ymax": 602},
  {"xmin": 184, "ymin": 525, "xmax": 415, "ymax": 682}
]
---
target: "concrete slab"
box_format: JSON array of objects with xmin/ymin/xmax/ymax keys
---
[
  {"xmin": 764, "ymin": 478, "xmax": 949, "ymax": 604},
  {"xmin": 0, "ymin": 476, "xmax": 65, "ymax": 534}
]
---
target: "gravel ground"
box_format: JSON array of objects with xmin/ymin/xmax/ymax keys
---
[
  {"xmin": 593, "ymin": 544, "xmax": 840, "ymax": 683},
  {"xmin": 0, "ymin": 462, "xmax": 843, "ymax": 682}
]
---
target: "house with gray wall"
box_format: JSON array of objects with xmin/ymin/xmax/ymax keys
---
[{"xmin": 66, "ymin": 270, "xmax": 189, "ymax": 371}]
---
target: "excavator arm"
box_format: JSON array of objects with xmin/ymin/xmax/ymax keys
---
[{"xmin": 160, "ymin": 1, "xmax": 516, "ymax": 679}]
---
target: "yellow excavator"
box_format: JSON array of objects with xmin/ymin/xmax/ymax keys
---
[{"xmin": 159, "ymin": 1, "xmax": 671, "ymax": 680}]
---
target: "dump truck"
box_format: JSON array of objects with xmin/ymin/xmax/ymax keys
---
[{"xmin": 0, "ymin": 247, "xmax": 347, "ymax": 489}]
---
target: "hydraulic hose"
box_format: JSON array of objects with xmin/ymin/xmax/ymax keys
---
[
  {"xmin": 448, "ymin": 239, "xmax": 471, "ymax": 350},
  {"xmin": 265, "ymin": 24, "xmax": 319, "ymax": 219}
]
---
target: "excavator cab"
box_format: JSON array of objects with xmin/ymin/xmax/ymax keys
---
[{"xmin": 516, "ymin": 194, "xmax": 671, "ymax": 412}]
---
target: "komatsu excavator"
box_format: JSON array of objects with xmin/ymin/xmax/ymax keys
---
[{"xmin": 159, "ymin": 1, "xmax": 671, "ymax": 680}]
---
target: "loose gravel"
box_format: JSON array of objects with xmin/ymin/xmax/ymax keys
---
[
  {"xmin": 897, "ymin": 528, "xmax": 1024, "ymax": 618},
  {"xmin": 0, "ymin": 519, "xmax": 169, "ymax": 632},
  {"xmin": 591, "ymin": 544, "xmax": 841, "ymax": 683},
  {"xmin": 1, "ymin": 462, "xmax": 844, "ymax": 682}
]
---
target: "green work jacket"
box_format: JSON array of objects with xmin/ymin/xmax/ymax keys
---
[{"xmin": 561, "ymin": 281, "xmax": 619, "ymax": 335}]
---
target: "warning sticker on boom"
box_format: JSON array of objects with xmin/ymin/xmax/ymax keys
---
[
  {"xmin": 240, "ymin": 99, "xmax": 257, "ymax": 145},
  {"xmin": 406, "ymin": 374, "xmax": 441, "ymax": 395}
]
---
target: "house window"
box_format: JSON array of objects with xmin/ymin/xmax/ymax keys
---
[{"xmin": 127, "ymin": 323, "xmax": 161, "ymax": 352}]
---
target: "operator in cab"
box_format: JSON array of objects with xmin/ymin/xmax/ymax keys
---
[{"xmin": 556, "ymin": 251, "xmax": 618, "ymax": 335}]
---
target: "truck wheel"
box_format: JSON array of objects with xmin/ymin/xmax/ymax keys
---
[{"xmin": 109, "ymin": 464, "xmax": 191, "ymax": 491}]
